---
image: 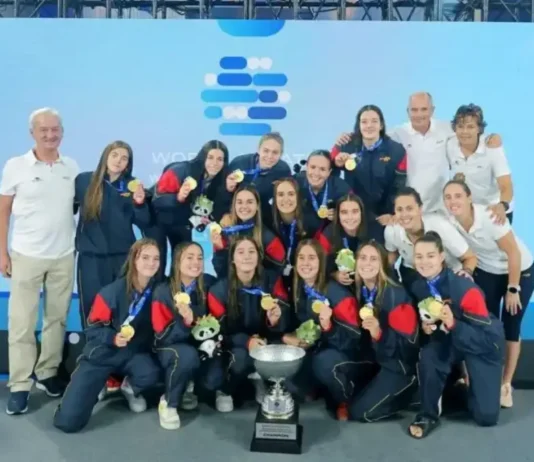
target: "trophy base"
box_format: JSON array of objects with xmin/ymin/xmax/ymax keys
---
[{"xmin": 250, "ymin": 404, "xmax": 303, "ymax": 455}]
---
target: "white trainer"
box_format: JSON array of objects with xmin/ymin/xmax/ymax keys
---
[{"xmin": 120, "ymin": 378, "xmax": 147, "ymax": 413}]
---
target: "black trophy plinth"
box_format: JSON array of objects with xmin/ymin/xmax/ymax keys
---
[{"xmin": 250, "ymin": 403, "xmax": 303, "ymax": 455}]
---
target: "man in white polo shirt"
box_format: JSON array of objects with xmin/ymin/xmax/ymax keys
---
[{"xmin": 0, "ymin": 108, "xmax": 79, "ymax": 416}]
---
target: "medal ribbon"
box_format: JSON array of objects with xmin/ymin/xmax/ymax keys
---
[
  {"xmin": 182, "ymin": 280, "xmax": 197, "ymax": 295},
  {"xmin": 427, "ymin": 275, "xmax": 442, "ymax": 301},
  {"xmin": 304, "ymin": 284, "xmax": 329, "ymax": 304},
  {"xmin": 308, "ymin": 182, "xmax": 329, "ymax": 215},
  {"xmin": 243, "ymin": 156, "xmax": 269, "ymax": 181},
  {"xmin": 282, "ymin": 220, "xmax": 297, "ymax": 262},
  {"xmin": 362, "ymin": 286, "xmax": 377, "ymax": 305},
  {"xmin": 342, "ymin": 237, "xmax": 349, "ymax": 249},
  {"xmin": 221, "ymin": 222, "xmax": 255, "ymax": 236},
  {"xmin": 349, "ymin": 138, "xmax": 383, "ymax": 165},
  {"xmin": 123, "ymin": 287, "xmax": 152, "ymax": 325},
  {"xmin": 240, "ymin": 287, "xmax": 265, "ymax": 297},
  {"xmin": 106, "ymin": 178, "xmax": 127, "ymax": 193}
]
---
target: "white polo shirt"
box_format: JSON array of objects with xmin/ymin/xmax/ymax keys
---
[
  {"xmin": 384, "ymin": 212, "xmax": 469, "ymax": 271},
  {"xmin": 0, "ymin": 150, "xmax": 79, "ymax": 259},
  {"xmin": 447, "ymin": 204, "xmax": 532, "ymax": 275},
  {"xmin": 446, "ymin": 137, "xmax": 512, "ymax": 210},
  {"xmin": 389, "ymin": 119, "xmax": 453, "ymax": 214}
]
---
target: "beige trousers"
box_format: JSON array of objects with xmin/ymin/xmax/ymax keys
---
[{"xmin": 8, "ymin": 250, "xmax": 75, "ymax": 392}]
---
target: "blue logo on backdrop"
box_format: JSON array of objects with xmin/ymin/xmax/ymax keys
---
[{"xmin": 201, "ymin": 56, "xmax": 290, "ymax": 136}]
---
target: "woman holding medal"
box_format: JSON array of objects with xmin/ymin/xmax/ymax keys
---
[
  {"xmin": 151, "ymin": 241, "xmax": 216, "ymax": 430},
  {"xmin": 329, "ymin": 105, "xmax": 407, "ymax": 243},
  {"xmin": 443, "ymin": 180, "xmax": 534, "ymax": 408},
  {"xmin": 221, "ymin": 132, "xmax": 291, "ymax": 228},
  {"xmin": 75, "ymin": 140, "xmax": 151, "ymax": 327},
  {"xmin": 281, "ymin": 240, "xmax": 359, "ymax": 420},
  {"xmin": 407, "ymin": 232, "xmax": 505, "ymax": 439},
  {"xmin": 210, "ymin": 185, "xmax": 285, "ymax": 279},
  {"xmin": 271, "ymin": 178, "xmax": 308, "ymax": 293},
  {"xmin": 206, "ymin": 236, "xmax": 290, "ymax": 412},
  {"xmin": 53, "ymin": 239, "xmax": 161, "ymax": 433},
  {"xmin": 294, "ymin": 150, "xmax": 352, "ymax": 238},
  {"xmin": 347, "ymin": 241, "xmax": 419, "ymax": 422},
  {"xmin": 151, "ymin": 140, "xmax": 229, "ymax": 259},
  {"xmin": 315, "ymin": 193, "xmax": 367, "ymax": 286},
  {"xmin": 385, "ymin": 187, "xmax": 477, "ymax": 294}
]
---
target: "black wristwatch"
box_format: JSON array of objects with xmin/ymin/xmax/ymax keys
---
[
  {"xmin": 500, "ymin": 201, "xmax": 510, "ymax": 212},
  {"xmin": 507, "ymin": 285, "xmax": 520, "ymax": 294}
]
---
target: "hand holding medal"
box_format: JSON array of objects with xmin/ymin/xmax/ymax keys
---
[
  {"xmin": 128, "ymin": 179, "xmax": 145, "ymax": 205},
  {"xmin": 116, "ymin": 325, "xmax": 134, "ymax": 347},
  {"xmin": 177, "ymin": 177, "xmax": 196, "ymax": 202},
  {"xmin": 361, "ymin": 313, "xmax": 380, "ymax": 339}
]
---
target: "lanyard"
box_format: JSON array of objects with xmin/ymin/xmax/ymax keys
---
[
  {"xmin": 240, "ymin": 287, "xmax": 264, "ymax": 297},
  {"xmin": 243, "ymin": 157, "xmax": 268, "ymax": 182},
  {"xmin": 342, "ymin": 237, "xmax": 349, "ymax": 249},
  {"xmin": 308, "ymin": 182, "xmax": 329, "ymax": 213},
  {"xmin": 106, "ymin": 179, "xmax": 126, "ymax": 193},
  {"xmin": 282, "ymin": 220, "xmax": 297, "ymax": 262},
  {"xmin": 123, "ymin": 287, "xmax": 152, "ymax": 325},
  {"xmin": 362, "ymin": 286, "xmax": 377, "ymax": 305},
  {"xmin": 182, "ymin": 280, "xmax": 197, "ymax": 295},
  {"xmin": 427, "ymin": 275, "xmax": 442, "ymax": 301},
  {"xmin": 350, "ymin": 138, "xmax": 383, "ymax": 165},
  {"xmin": 304, "ymin": 284, "xmax": 328, "ymax": 304},
  {"xmin": 222, "ymin": 222, "xmax": 255, "ymax": 236}
]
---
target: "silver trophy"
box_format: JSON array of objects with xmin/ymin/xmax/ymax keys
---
[{"xmin": 249, "ymin": 345, "xmax": 306, "ymax": 454}]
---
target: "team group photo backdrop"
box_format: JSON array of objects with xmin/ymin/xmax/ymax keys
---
[{"xmin": 1, "ymin": 19, "xmax": 534, "ymax": 376}]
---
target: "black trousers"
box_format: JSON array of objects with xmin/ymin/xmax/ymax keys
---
[
  {"xmin": 201, "ymin": 347, "xmax": 254, "ymax": 395},
  {"xmin": 474, "ymin": 263, "xmax": 534, "ymax": 341}
]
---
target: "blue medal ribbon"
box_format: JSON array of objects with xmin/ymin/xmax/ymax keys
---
[
  {"xmin": 350, "ymin": 138, "xmax": 383, "ymax": 165},
  {"xmin": 362, "ymin": 286, "xmax": 377, "ymax": 305},
  {"xmin": 106, "ymin": 179, "xmax": 127, "ymax": 193},
  {"xmin": 182, "ymin": 280, "xmax": 197, "ymax": 295},
  {"xmin": 221, "ymin": 222, "xmax": 255, "ymax": 236},
  {"xmin": 242, "ymin": 156, "xmax": 269, "ymax": 182},
  {"xmin": 308, "ymin": 182, "xmax": 329, "ymax": 215},
  {"xmin": 123, "ymin": 287, "xmax": 152, "ymax": 325},
  {"xmin": 427, "ymin": 275, "xmax": 442, "ymax": 301},
  {"xmin": 240, "ymin": 287, "xmax": 265, "ymax": 297},
  {"xmin": 282, "ymin": 220, "xmax": 297, "ymax": 262},
  {"xmin": 303, "ymin": 284, "xmax": 329, "ymax": 304},
  {"xmin": 342, "ymin": 237, "xmax": 349, "ymax": 249}
]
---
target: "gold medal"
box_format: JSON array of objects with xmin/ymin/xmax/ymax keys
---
[
  {"xmin": 210, "ymin": 223, "xmax": 222, "ymax": 235},
  {"xmin": 184, "ymin": 177, "xmax": 198, "ymax": 190},
  {"xmin": 345, "ymin": 158, "xmax": 357, "ymax": 171},
  {"xmin": 317, "ymin": 206, "xmax": 329, "ymax": 219},
  {"xmin": 174, "ymin": 292, "xmax": 191, "ymax": 306},
  {"xmin": 428, "ymin": 299, "xmax": 444, "ymax": 318},
  {"xmin": 261, "ymin": 295, "xmax": 275, "ymax": 311},
  {"xmin": 233, "ymin": 169, "xmax": 245, "ymax": 183},
  {"xmin": 120, "ymin": 325, "xmax": 135, "ymax": 340},
  {"xmin": 359, "ymin": 306, "xmax": 374, "ymax": 320},
  {"xmin": 311, "ymin": 300, "xmax": 324, "ymax": 314},
  {"xmin": 127, "ymin": 179, "xmax": 141, "ymax": 193}
]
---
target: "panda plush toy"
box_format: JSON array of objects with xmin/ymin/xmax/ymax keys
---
[
  {"xmin": 189, "ymin": 195, "xmax": 215, "ymax": 233},
  {"xmin": 418, "ymin": 297, "xmax": 450, "ymax": 334},
  {"xmin": 191, "ymin": 315, "xmax": 223, "ymax": 361}
]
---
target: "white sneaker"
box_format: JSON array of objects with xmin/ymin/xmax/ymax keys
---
[
  {"xmin": 159, "ymin": 397, "xmax": 181, "ymax": 430},
  {"xmin": 120, "ymin": 378, "xmax": 147, "ymax": 413},
  {"xmin": 500, "ymin": 383, "xmax": 513, "ymax": 408},
  {"xmin": 215, "ymin": 391, "xmax": 234, "ymax": 413},
  {"xmin": 438, "ymin": 395, "xmax": 443, "ymax": 416},
  {"xmin": 181, "ymin": 381, "xmax": 198, "ymax": 411}
]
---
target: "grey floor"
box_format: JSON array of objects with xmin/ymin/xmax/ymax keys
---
[{"xmin": 1, "ymin": 383, "xmax": 532, "ymax": 462}]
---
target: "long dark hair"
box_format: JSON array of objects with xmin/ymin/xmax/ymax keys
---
[
  {"xmin": 170, "ymin": 242, "xmax": 206, "ymax": 309},
  {"xmin": 332, "ymin": 193, "xmax": 366, "ymax": 251},
  {"xmin": 272, "ymin": 177, "xmax": 306, "ymax": 239},
  {"xmin": 227, "ymin": 236, "xmax": 264, "ymax": 326},
  {"xmin": 352, "ymin": 104, "xmax": 387, "ymax": 149},
  {"xmin": 227, "ymin": 184, "xmax": 264, "ymax": 254},
  {"xmin": 188, "ymin": 140, "xmax": 229, "ymax": 199},
  {"xmin": 122, "ymin": 238, "xmax": 159, "ymax": 297}
]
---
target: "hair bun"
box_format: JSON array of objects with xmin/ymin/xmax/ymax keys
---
[
  {"xmin": 452, "ymin": 172, "xmax": 467, "ymax": 183},
  {"xmin": 424, "ymin": 230, "xmax": 441, "ymax": 240}
]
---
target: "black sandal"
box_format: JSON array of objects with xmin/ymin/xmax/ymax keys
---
[{"xmin": 407, "ymin": 415, "xmax": 440, "ymax": 439}]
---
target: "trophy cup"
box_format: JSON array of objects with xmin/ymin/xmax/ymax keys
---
[{"xmin": 249, "ymin": 344, "xmax": 306, "ymax": 454}]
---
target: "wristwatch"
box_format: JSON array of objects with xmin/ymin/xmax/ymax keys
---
[
  {"xmin": 507, "ymin": 285, "xmax": 521, "ymax": 294},
  {"xmin": 500, "ymin": 201, "xmax": 510, "ymax": 212}
]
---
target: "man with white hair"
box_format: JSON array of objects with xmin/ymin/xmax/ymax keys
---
[{"xmin": 0, "ymin": 108, "xmax": 79, "ymax": 415}]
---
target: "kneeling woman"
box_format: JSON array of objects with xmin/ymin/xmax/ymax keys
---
[
  {"xmin": 207, "ymin": 236, "xmax": 290, "ymax": 412},
  {"xmin": 282, "ymin": 239, "xmax": 359, "ymax": 420},
  {"xmin": 151, "ymin": 242, "xmax": 216, "ymax": 430},
  {"xmin": 54, "ymin": 239, "xmax": 161, "ymax": 433},
  {"xmin": 408, "ymin": 232, "xmax": 505, "ymax": 439},
  {"xmin": 348, "ymin": 240, "xmax": 419, "ymax": 422}
]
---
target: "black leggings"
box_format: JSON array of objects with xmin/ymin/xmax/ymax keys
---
[{"xmin": 474, "ymin": 263, "xmax": 534, "ymax": 341}]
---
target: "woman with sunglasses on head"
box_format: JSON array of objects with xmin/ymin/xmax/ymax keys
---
[
  {"xmin": 293, "ymin": 150, "xmax": 351, "ymax": 238},
  {"xmin": 282, "ymin": 240, "xmax": 359, "ymax": 420},
  {"xmin": 151, "ymin": 140, "xmax": 229, "ymax": 259},
  {"xmin": 447, "ymin": 104, "xmax": 512, "ymax": 225},
  {"xmin": 53, "ymin": 239, "xmax": 161, "ymax": 433},
  {"xmin": 210, "ymin": 184, "xmax": 285, "ymax": 279},
  {"xmin": 316, "ymin": 193, "xmax": 367, "ymax": 287},
  {"xmin": 385, "ymin": 187, "xmax": 477, "ymax": 294},
  {"xmin": 151, "ymin": 241, "xmax": 216, "ymax": 430},
  {"xmin": 222, "ymin": 132, "xmax": 291, "ymax": 229},
  {"xmin": 271, "ymin": 177, "xmax": 308, "ymax": 293},
  {"xmin": 348, "ymin": 240, "xmax": 419, "ymax": 422},
  {"xmin": 330, "ymin": 105, "xmax": 407, "ymax": 243},
  {"xmin": 407, "ymin": 231, "xmax": 505, "ymax": 439},
  {"xmin": 443, "ymin": 179, "xmax": 533, "ymax": 408},
  {"xmin": 206, "ymin": 236, "xmax": 290, "ymax": 412}
]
